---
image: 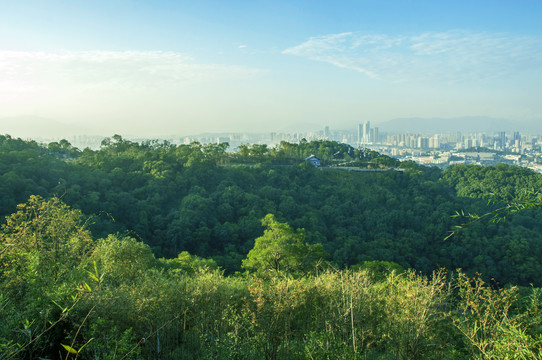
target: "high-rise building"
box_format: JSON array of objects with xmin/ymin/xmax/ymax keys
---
[
  {"xmin": 513, "ymin": 131, "xmax": 521, "ymax": 148},
  {"xmin": 499, "ymin": 131, "xmax": 506, "ymax": 150},
  {"xmin": 370, "ymin": 127, "xmax": 379, "ymax": 143},
  {"xmin": 362, "ymin": 121, "xmax": 370, "ymax": 144},
  {"xmin": 418, "ymin": 137, "xmax": 429, "ymax": 149},
  {"xmin": 432, "ymin": 134, "xmax": 440, "ymax": 149},
  {"xmin": 454, "ymin": 132, "xmax": 463, "ymax": 145},
  {"xmin": 357, "ymin": 124, "xmax": 363, "ymax": 145},
  {"xmin": 324, "ymin": 126, "xmax": 330, "ymax": 139}
]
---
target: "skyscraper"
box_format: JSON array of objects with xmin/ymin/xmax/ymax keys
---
[
  {"xmin": 432, "ymin": 134, "xmax": 440, "ymax": 149},
  {"xmin": 499, "ymin": 131, "xmax": 506, "ymax": 150},
  {"xmin": 418, "ymin": 136, "xmax": 429, "ymax": 149},
  {"xmin": 371, "ymin": 127, "xmax": 379, "ymax": 143},
  {"xmin": 324, "ymin": 126, "xmax": 330, "ymax": 139},
  {"xmin": 513, "ymin": 131, "xmax": 521, "ymax": 148},
  {"xmin": 362, "ymin": 121, "xmax": 370, "ymax": 144}
]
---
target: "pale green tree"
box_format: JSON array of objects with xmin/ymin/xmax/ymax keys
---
[
  {"xmin": 90, "ymin": 235, "xmax": 156, "ymax": 285},
  {"xmin": 0, "ymin": 195, "xmax": 94, "ymax": 296},
  {"xmin": 242, "ymin": 214, "xmax": 327, "ymax": 275}
]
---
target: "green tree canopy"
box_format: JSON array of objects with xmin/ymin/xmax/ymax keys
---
[
  {"xmin": 0, "ymin": 195, "xmax": 94, "ymax": 297},
  {"xmin": 242, "ymin": 214, "xmax": 327, "ymax": 275},
  {"xmin": 91, "ymin": 235, "xmax": 156, "ymax": 285}
]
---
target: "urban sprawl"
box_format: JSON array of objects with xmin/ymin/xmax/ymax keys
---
[{"xmin": 37, "ymin": 121, "xmax": 542, "ymax": 173}]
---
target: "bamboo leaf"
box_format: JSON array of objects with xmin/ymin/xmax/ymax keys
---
[
  {"xmin": 87, "ymin": 271, "xmax": 99, "ymax": 282},
  {"xmin": 61, "ymin": 344, "xmax": 78, "ymax": 354},
  {"xmin": 77, "ymin": 338, "xmax": 94, "ymax": 353}
]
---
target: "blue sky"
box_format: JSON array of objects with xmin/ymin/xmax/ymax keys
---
[{"xmin": 1, "ymin": 0, "xmax": 541, "ymax": 137}]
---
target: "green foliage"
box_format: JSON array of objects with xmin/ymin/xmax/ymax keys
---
[
  {"xmin": 242, "ymin": 214, "xmax": 327, "ymax": 276},
  {"xmin": 160, "ymin": 251, "xmax": 218, "ymax": 275},
  {"xmin": 452, "ymin": 272, "xmax": 542, "ymax": 359},
  {"xmin": 0, "ymin": 196, "xmax": 541, "ymax": 359},
  {"xmin": 0, "ymin": 196, "xmax": 96, "ymax": 359},
  {"xmin": 1, "ymin": 160, "xmax": 542, "ymax": 358},
  {"xmin": 91, "ymin": 235, "xmax": 156, "ymax": 285},
  {"xmin": 0, "ymin": 195, "xmax": 93, "ymax": 297},
  {"xmin": 443, "ymin": 164, "xmax": 542, "ymax": 201},
  {"xmin": 372, "ymin": 155, "xmax": 401, "ymax": 168},
  {"xmin": 47, "ymin": 139, "xmax": 81, "ymax": 159},
  {"xmin": 352, "ymin": 260, "xmax": 406, "ymax": 281},
  {"xmin": 82, "ymin": 321, "xmax": 141, "ymax": 360},
  {"xmin": 1, "ymin": 136, "xmax": 542, "ymax": 288}
]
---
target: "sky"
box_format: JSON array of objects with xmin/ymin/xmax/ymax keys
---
[{"xmin": 1, "ymin": 0, "xmax": 542, "ymax": 137}]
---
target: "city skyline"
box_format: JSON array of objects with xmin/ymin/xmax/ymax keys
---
[
  {"xmin": 1, "ymin": 1, "xmax": 542, "ymax": 137},
  {"xmin": 21, "ymin": 120, "xmax": 541, "ymax": 151}
]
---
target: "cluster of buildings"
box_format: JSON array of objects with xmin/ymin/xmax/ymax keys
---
[
  {"xmin": 325, "ymin": 123, "xmax": 542, "ymax": 173},
  {"xmin": 153, "ymin": 123, "xmax": 542, "ymax": 173},
  {"xmin": 33, "ymin": 121, "xmax": 542, "ymax": 173}
]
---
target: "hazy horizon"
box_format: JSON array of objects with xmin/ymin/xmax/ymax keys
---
[
  {"xmin": 3, "ymin": 115, "xmax": 542, "ymax": 144},
  {"xmin": 1, "ymin": 1, "xmax": 542, "ymax": 137}
]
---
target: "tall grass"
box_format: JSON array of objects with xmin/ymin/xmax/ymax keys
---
[{"xmin": 53, "ymin": 268, "xmax": 540, "ymax": 359}]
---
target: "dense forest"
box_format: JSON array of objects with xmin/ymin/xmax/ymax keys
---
[{"xmin": 1, "ymin": 134, "xmax": 542, "ymax": 359}]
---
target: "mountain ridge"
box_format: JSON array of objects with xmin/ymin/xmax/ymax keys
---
[{"xmin": 376, "ymin": 116, "xmax": 542, "ymax": 134}]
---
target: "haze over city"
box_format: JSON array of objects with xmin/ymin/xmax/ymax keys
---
[{"xmin": 1, "ymin": 0, "xmax": 542, "ymax": 138}]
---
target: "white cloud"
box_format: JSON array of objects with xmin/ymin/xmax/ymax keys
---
[
  {"xmin": 283, "ymin": 30, "xmax": 542, "ymax": 83},
  {"xmin": 0, "ymin": 50, "xmax": 267, "ymax": 135},
  {"xmin": 0, "ymin": 50, "xmax": 264, "ymax": 92}
]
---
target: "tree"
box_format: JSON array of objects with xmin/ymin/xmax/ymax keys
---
[
  {"xmin": 0, "ymin": 195, "xmax": 94, "ymax": 296},
  {"xmin": 242, "ymin": 214, "xmax": 326, "ymax": 275},
  {"xmin": 160, "ymin": 250, "xmax": 218, "ymax": 275},
  {"xmin": 90, "ymin": 235, "xmax": 156, "ymax": 285},
  {"xmin": 0, "ymin": 196, "xmax": 95, "ymax": 358}
]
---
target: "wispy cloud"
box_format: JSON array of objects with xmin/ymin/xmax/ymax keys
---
[
  {"xmin": 283, "ymin": 30, "xmax": 542, "ymax": 83},
  {"xmin": 0, "ymin": 50, "xmax": 264, "ymax": 92}
]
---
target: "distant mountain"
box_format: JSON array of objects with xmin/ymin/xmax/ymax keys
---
[
  {"xmin": 278, "ymin": 122, "xmax": 320, "ymax": 134},
  {"xmin": 377, "ymin": 117, "xmax": 542, "ymax": 134}
]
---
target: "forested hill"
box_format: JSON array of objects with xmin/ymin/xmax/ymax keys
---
[{"xmin": 1, "ymin": 134, "xmax": 542, "ymax": 286}]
